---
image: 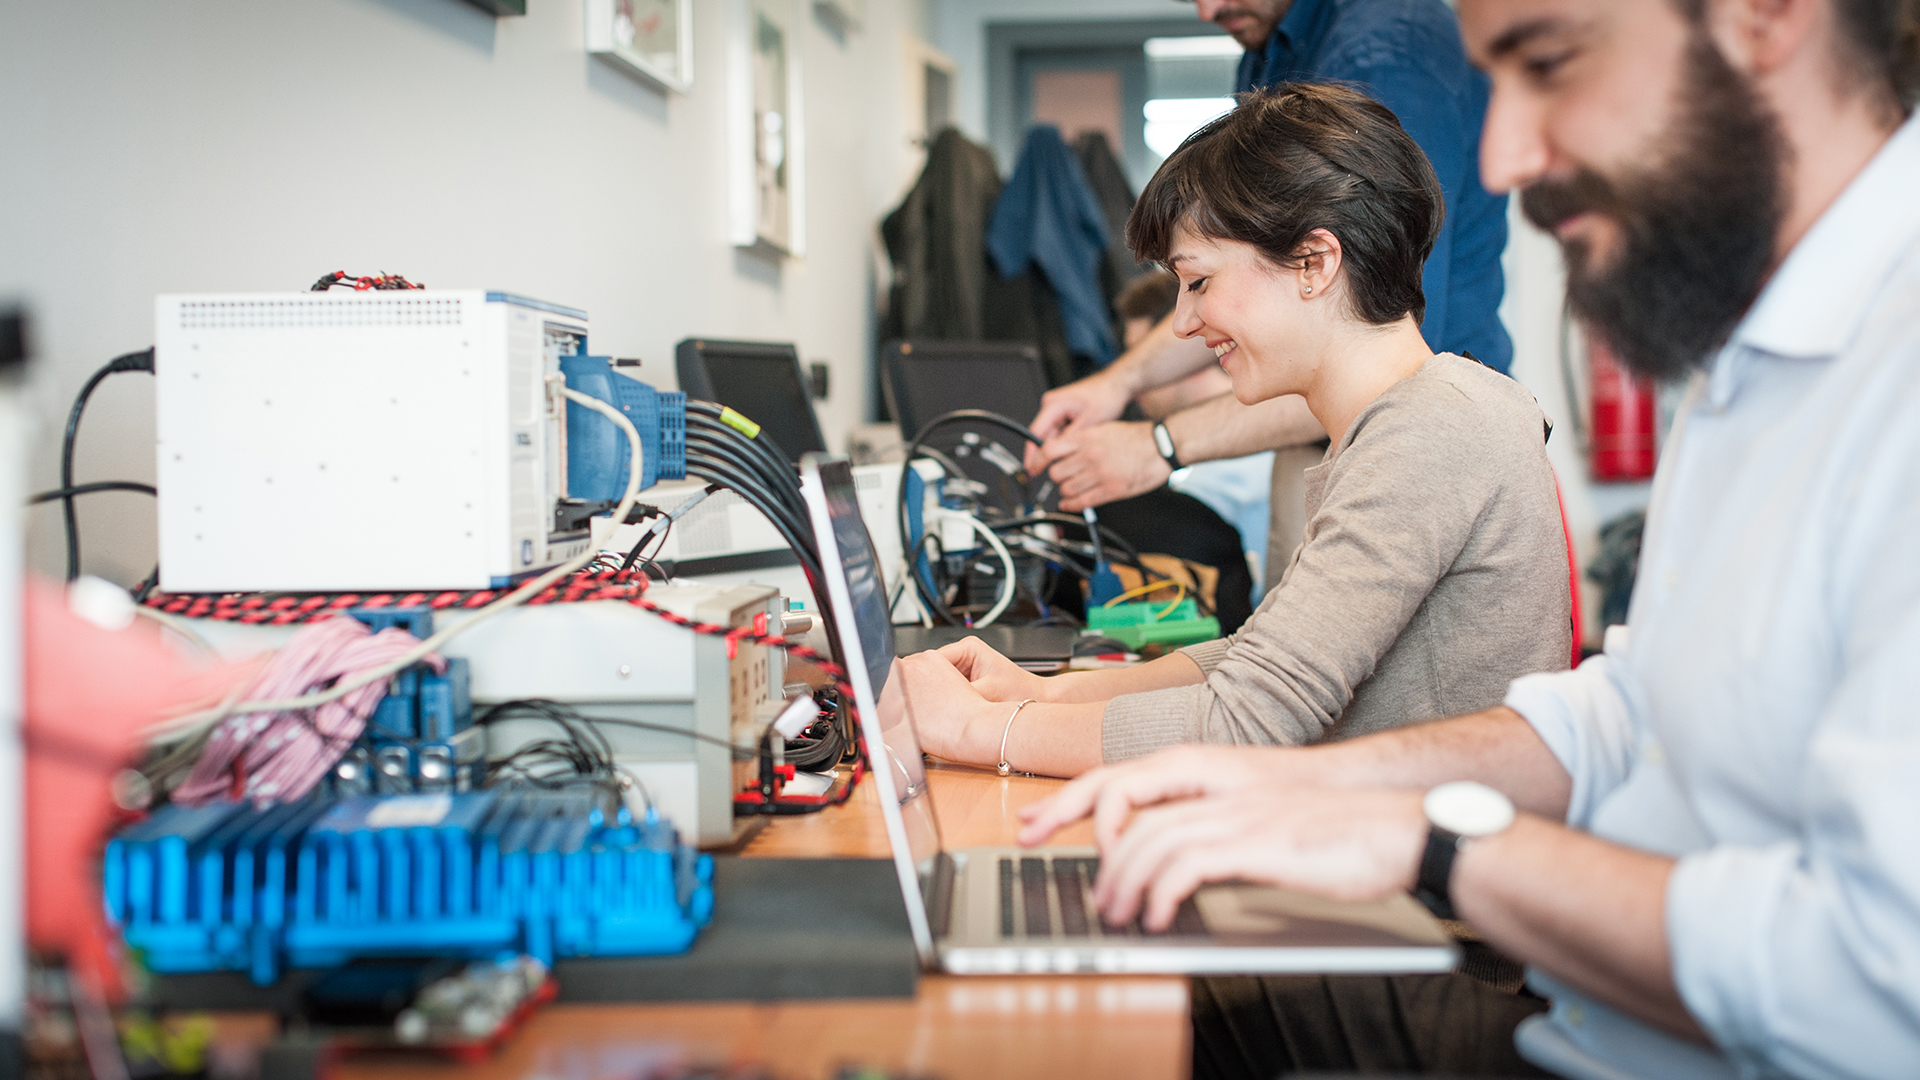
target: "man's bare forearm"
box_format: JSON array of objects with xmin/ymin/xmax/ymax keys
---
[
  {"xmin": 1162, "ymin": 392, "xmax": 1327, "ymax": 465},
  {"xmin": 1104, "ymin": 315, "xmax": 1221, "ymax": 396},
  {"xmin": 1292, "ymin": 708, "xmax": 1573, "ymax": 819},
  {"xmin": 1456, "ymin": 818, "xmax": 1708, "ymax": 1044}
]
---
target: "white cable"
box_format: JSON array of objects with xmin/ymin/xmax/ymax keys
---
[
  {"xmin": 132, "ymin": 604, "xmax": 218, "ymax": 657},
  {"xmin": 887, "ymin": 555, "xmax": 934, "ymax": 628},
  {"xmin": 931, "ymin": 509, "xmax": 1017, "ymax": 627},
  {"xmin": 144, "ymin": 386, "xmax": 646, "ymax": 742},
  {"xmin": 621, "ymin": 483, "xmax": 716, "ymax": 552}
]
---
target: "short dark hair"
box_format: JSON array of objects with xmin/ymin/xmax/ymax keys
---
[
  {"xmin": 1126, "ymin": 82, "xmax": 1443, "ymax": 327},
  {"xmin": 1113, "ymin": 268, "xmax": 1179, "ymax": 324}
]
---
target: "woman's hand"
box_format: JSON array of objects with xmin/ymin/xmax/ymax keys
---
[
  {"xmin": 1087, "ymin": 787, "xmax": 1427, "ymax": 931},
  {"xmin": 936, "ymin": 636, "xmax": 1051, "ymax": 703},
  {"xmin": 1017, "ymin": 744, "xmax": 1295, "ymax": 848},
  {"xmin": 895, "ymin": 651, "xmax": 1022, "ymax": 767}
]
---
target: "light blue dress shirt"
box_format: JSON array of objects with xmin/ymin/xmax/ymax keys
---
[
  {"xmin": 1170, "ymin": 451, "xmax": 1275, "ymax": 600},
  {"xmin": 1502, "ymin": 114, "xmax": 1920, "ymax": 1079}
]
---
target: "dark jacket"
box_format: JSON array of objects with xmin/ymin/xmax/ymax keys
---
[{"xmin": 880, "ymin": 128, "xmax": 1004, "ymax": 342}]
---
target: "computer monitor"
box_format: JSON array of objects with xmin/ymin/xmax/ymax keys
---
[
  {"xmin": 879, "ymin": 340, "xmax": 1048, "ymax": 440},
  {"xmin": 675, "ymin": 338, "xmax": 828, "ymax": 465}
]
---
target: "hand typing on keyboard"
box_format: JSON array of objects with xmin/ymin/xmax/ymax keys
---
[
  {"xmin": 1017, "ymin": 749, "xmax": 1432, "ymax": 932},
  {"xmin": 997, "ymin": 856, "xmax": 1208, "ymax": 939}
]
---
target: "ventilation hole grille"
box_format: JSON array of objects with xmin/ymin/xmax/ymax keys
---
[{"xmin": 178, "ymin": 296, "xmax": 464, "ymax": 330}]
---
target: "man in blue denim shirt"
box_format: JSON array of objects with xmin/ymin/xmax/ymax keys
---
[
  {"xmin": 1026, "ymin": 0, "xmax": 1513, "ymax": 585},
  {"xmin": 1233, "ymin": 0, "xmax": 1511, "ymax": 371}
]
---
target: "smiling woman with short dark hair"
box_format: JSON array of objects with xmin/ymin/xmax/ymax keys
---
[{"xmin": 888, "ymin": 83, "xmax": 1572, "ymax": 778}]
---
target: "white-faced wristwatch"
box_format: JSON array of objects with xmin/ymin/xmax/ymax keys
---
[
  {"xmin": 1151, "ymin": 421, "xmax": 1183, "ymax": 471},
  {"xmin": 1415, "ymin": 781, "xmax": 1516, "ymax": 919}
]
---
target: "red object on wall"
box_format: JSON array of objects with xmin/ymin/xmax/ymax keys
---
[{"xmin": 1586, "ymin": 335, "xmax": 1658, "ymax": 481}]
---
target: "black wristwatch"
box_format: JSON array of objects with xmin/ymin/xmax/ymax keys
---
[
  {"xmin": 1414, "ymin": 782, "xmax": 1515, "ymax": 919},
  {"xmin": 1151, "ymin": 421, "xmax": 1184, "ymax": 471}
]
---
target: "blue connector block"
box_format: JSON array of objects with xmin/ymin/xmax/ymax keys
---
[
  {"xmin": 343, "ymin": 607, "xmax": 469, "ymax": 752},
  {"xmin": 370, "ymin": 669, "xmax": 418, "ymax": 739},
  {"xmin": 345, "ymin": 606, "xmax": 433, "ymax": 640},
  {"xmin": 1087, "ymin": 563, "xmax": 1126, "ymax": 606},
  {"xmin": 418, "ymin": 658, "xmax": 471, "ymax": 741},
  {"xmin": 103, "ymin": 792, "xmax": 713, "ymax": 985},
  {"xmin": 560, "ymin": 356, "xmax": 687, "ymax": 500}
]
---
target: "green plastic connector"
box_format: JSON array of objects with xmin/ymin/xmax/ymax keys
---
[{"xmin": 1085, "ymin": 597, "xmax": 1220, "ymax": 650}]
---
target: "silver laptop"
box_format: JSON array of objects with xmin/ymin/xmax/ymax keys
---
[{"xmin": 798, "ymin": 455, "xmax": 1459, "ymax": 976}]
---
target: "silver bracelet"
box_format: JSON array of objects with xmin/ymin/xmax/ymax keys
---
[{"xmin": 997, "ymin": 698, "xmax": 1038, "ymax": 777}]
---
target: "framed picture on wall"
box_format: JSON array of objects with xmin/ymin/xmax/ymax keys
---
[
  {"xmin": 585, "ymin": 0, "xmax": 693, "ymax": 93},
  {"xmin": 728, "ymin": 0, "xmax": 805, "ymax": 255}
]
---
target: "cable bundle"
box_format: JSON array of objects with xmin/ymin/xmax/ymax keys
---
[
  {"xmin": 894, "ymin": 409, "xmax": 1195, "ymax": 627},
  {"xmin": 172, "ymin": 616, "xmax": 438, "ymax": 806},
  {"xmin": 309, "ymin": 271, "xmax": 423, "ymax": 291},
  {"xmin": 681, "ymin": 403, "xmax": 823, "ymax": 581},
  {"xmin": 477, "ymin": 699, "xmax": 638, "ymax": 809},
  {"xmin": 676, "ymin": 400, "xmax": 848, "ymax": 675}
]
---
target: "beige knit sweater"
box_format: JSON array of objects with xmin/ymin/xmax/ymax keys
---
[{"xmin": 1102, "ymin": 353, "xmax": 1572, "ymax": 760}]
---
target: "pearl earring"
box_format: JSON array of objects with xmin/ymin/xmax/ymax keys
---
[{"xmin": 1304, "ymin": 286, "xmax": 1313, "ymax": 295}]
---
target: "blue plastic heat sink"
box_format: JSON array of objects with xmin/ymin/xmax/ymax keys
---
[{"xmin": 103, "ymin": 791, "xmax": 713, "ymax": 986}]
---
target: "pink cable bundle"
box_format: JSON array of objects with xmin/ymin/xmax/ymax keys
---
[{"xmin": 173, "ymin": 616, "xmax": 445, "ymax": 806}]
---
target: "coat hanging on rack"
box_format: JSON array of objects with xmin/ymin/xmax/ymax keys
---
[
  {"xmin": 880, "ymin": 128, "xmax": 1004, "ymax": 342},
  {"xmin": 1072, "ymin": 131, "xmax": 1149, "ymax": 297},
  {"xmin": 985, "ymin": 126, "xmax": 1118, "ymax": 371}
]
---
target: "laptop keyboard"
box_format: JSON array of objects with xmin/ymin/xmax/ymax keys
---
[{"xmin": 998, "ymin": 856, "xmax": 1207, "ymax": 939}]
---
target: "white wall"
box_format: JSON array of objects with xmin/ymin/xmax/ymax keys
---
[{"xmin": 0, "ymin": 0, "xmax": 933, "ymax": 586}]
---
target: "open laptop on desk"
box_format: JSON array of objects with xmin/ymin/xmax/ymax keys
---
[{"xmin": 798, "ymin": 454, "xmax": 1458, "ymax": 976}]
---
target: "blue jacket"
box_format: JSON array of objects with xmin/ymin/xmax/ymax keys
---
[
  {"xmin": 986, "ymin": 126, "xmax": 1119, "ymax": 366},
  {"xmin": 1240, "ymin": 0, "xmax": 1513, "ymax": 373}
]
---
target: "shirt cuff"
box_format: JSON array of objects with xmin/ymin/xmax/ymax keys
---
[
  {"xmin": 1503, "ymin": 651, "xmax": 1638, "ymax": 829},
  {"xmin": 1667, "ymin": 844, "xmax": 1800, "ymax": 1068},
  {"xmin": 1101, "ymin": 685, "xmax": 1206, "ymax": 762},
  {"xmin": 1178, "ymin": 638, "xmax": 1232, "ymax": 676}
]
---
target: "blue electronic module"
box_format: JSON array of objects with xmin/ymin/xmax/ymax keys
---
[{"xmin": 103, "ymin": 791, "xmax": 713, "ymax": 985}]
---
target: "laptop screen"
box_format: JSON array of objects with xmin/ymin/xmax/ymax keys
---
[
  {"xmin": 883, "ymin": 342, "xmax": 1049, "ymax": 437},
  {"xmin": 677, "ymin": 340, "xmax": 828, "ymax": 465},
  {"xmin": 811, "ymin": 459, "xmax": 944, "ymax": 872}
]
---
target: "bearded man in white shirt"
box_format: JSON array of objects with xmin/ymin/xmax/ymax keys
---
[{"xmin": 1019, "ymin": 0, "xmax": 1920, "ymax": 1076}]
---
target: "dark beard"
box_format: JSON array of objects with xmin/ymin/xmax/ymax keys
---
[{"xmin": 1520, "ymin": 32, "xmax": 1787, "ymax": 383}]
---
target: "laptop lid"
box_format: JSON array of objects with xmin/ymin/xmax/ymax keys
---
[
  {"xmin": 677, "ymin": 338, "xmax": 828, "ymax": 465},
  {"xmin": 799, "ymin": 454, "xmax": 946, "ymax": 966}
]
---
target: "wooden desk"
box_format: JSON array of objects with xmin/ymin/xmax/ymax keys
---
[{"xmin": 334, "ymin": 764, "xmax": 1190, "ymax": 1080}]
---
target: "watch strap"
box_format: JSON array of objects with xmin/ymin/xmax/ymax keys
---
[
  {"xmin": 1152, "ymin": 421, "xmax": 1184, "ymax": 471},
  {"xmin": 1414, "ymin": 825, "xmax": 1463, "ymax": 920}
]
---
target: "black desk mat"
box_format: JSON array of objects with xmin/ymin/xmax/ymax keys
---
[
  {"xmin": 555, "ymin": 856, "xmax": 918, "ymax": 1001},
  {"xmin": 150, "ymin": 857, "xmax": 919, "ymax": 1010}
]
